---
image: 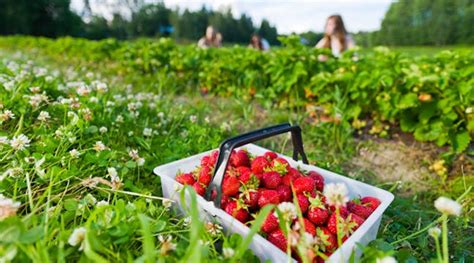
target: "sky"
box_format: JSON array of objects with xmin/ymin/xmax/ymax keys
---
[{"xmin": 71, "ymin": 0, "xmax": 395, "ymax": 34}]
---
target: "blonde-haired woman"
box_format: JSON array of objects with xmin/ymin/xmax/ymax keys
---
[
  {"xmin": 197, "ymin": 26, "xmax": 222, "ymax": 48},
  {"xmin": 316, "ymin": 15, "xmax": 355, "ymax": 60}
]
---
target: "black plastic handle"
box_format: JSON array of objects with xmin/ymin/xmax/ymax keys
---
[{"xmin": 204, "ymin": 123, "xmax": 308, "ymax": 207}]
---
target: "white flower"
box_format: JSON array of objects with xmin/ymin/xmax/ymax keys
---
[
  {"xmin": 89, "ymin": 97, "xmax": 99, "ymax": 103},
  {"xmin": 0, "ymin": 136, "xmax": 9, "ymax": 145},
  {"xmin": 157, "ymin": 112, "xmax": 164, "ymax": 118},
  {"xmin": 10, "ymin": 134, "xmax": 31, "ymax": 151},
  {"xmin": 323, "ymin": 183, "xmax": 349, "ymax": 207},
  {"xmin": 107, "ymin": 168, "xmax": 122, "ymax": 190},
  {"xmin": 27, "ymin": 93, "xmax": 48, "ymax": 108},
  {"xmin": 276, "ymin": 202, "xmax": 297, "ymax": 222},
  {"xmin": 115, "ymin": 115, "xmax": 124, "ymax": 123},
  {"xmin": 68, "ymin": 227, "xmax": 86, "ymax": 251},
  {"xmin": 76, "ymin": 85, "xmax": 91, "ymax": 96},
  {"xmin": 0, "ymin": 110, "xmax": 15, "ymax": 121},
  {"xmin": 205, "ymin": 222, "xmax": 223, "ymax": 236},
  {"xmin": 466, "ymin": 107, "xmax": 473, "ymax": 114},
  {"xmin": 204, "ymin": 116, "xmax": 210, "ymax": 123},
  {"xmin": 127, "ymin": 131, "xmax": 134, "ymax": 136},
  {"xmin": 428, "ymin": 227, "xmax": 441, "ymax": 238},
  {"xmin": 84, "ymin": 194, "xmax": 97, "ymax": 205},
  {"xmin": 189, "ymin": 115, "xmax": 197, "ymax": 123},
  {"xmin": 128, "ymin": 149, "xmax": 140, "ymax": 160},
  {"xmin": 0, "ymin": 194, "xmax": 21, "ymax": 220},
  {"xmin": 143, "ymin": 128, "xmax": 153, "ymax": 137},
  {"xmin": 183, "ymin": 216, "xmax": 191, "ymax": 226},
  {"xmin": 93, "ymin": 141, "xmax": 107, "ymax": 152},
  {"xmin": 434, "ymin": 196, "xmax": 462, "ymax": 216},
  {"xmin": 158, "ymin": 235, "xmax": 176, "ymax": 256},
  {"xmin": 96, "ymin": 200, "xmax": 109, "ymax": 208},
  {"xmin": 30, "ymin": 86, "xmax": 41, "ymax": 93},
  {"xmin": 37, "ymin": 111, "xmax": 50, "ymax": 122},
  {"xmin": 223, "ymin": 247, "xmax": 235, "ymax": 258},
  {"xmin": 107, "ymin": 167, "xmax": 118, "ymax": 178},
  {"xmin": 99, "ymin": 126, "xmax": 108, "ymax": 134},
  {"xmin": 162, "ymin": 199, "xmax": 174, "ymax": 209},
  {"xmin": 136, "ymin": 158, "xmax": 145, "ymax": 166},
  {"xmin": 95, "ymin": 82, "xmax": 108, "ymax": 93},
  {"xmin": 376, "ymin": 256, "xmax": 397, "ymax": 263},
  {"xmin": 69, "ymin": 149, "xmax": 81, "ymax": 158}
]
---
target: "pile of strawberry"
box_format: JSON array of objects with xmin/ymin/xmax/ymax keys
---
[{"xmin": 175, "ymin": 149, "xmax": 381, "ymax": 260}]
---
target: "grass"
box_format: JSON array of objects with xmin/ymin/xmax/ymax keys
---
[{"xmin": 0, "ymin": 45, "xmax": 472, "ymax": 262}]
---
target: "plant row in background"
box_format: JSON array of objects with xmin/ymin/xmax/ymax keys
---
[{"xmin": 1, "ymin": 36, "xmax": 473, "ymax": 154}]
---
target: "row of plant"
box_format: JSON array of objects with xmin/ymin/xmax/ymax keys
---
[
  {"xmin": 0, "ymin": 47, "xmax": 472, "ymax": 262},
  {"xmin": 1, "ymin": 36, "xmax": 473, "ymax": 154}
]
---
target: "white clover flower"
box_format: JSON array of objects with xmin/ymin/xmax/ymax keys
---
[
  {"xmin": 37, "ymin": 111, "xmax": 51, "ymax": 122},
  {"xmin": 68, "ymin": 227, "xmax": 86, "ymax": 251},
  {"xmin": 136, "ymin": 158, "xmax": 145, "ymax": 166},
  {"xmin": 128, "ymin": 149, "xmax": 140, "ymax": 160},
  {"xmin": 466, "ymin": 107, "xmax": 472, "ymax": 114},
  {"xmin": 376, "ymin": 256, "xmax": 397, "ymax": 263},
  {"xmin": 76, "ymin": 85, "xmax": 91, "ymax": 96},
  {"xmin": 86, "ymin": 72, "xmax": 94, "ymax": 78},
  {"xmin": 96, "ymin": 200, "xmax": 109, "ymax": 208},
  {"xmin": 183, "ymin": 216, "xmax": 191, "ymax": 226},
  {"xmin": 189, "ymin": 115, "xmax": 197, "ymax": 123},
  {"xmin": 0, "ymin": 110, "xmax": 15, "ymax": 122},
  {"xmin": 128, "ymin": 131, "xmax": 134, "ymax": 136},
  {"xmin": 28, "ymin": 93, "xmax": 48, "ymax": 108},
  {"xmin": 96, "ymin": 82, "xmax": 108, "ymax": 93},
  {"xmin": 276, "ymin": 202, "xmax": 297, "ymax": 222},
  {"xmin": 220, "ymin": 122, "xmax": 231, "ymax": 132},
  {"xmin": 223, "ymin": 247, "xmax": 235, "ymax": 258},
  {"xmin": 323, "ymin": 183, "xmax": 349, "ymax": 207},
  {"xmin": 93, "ymin": 141, "xmax": 107, "ymax": 152},
  {"xmin": 204, "ymin": 116, "xmax": 210, "ymax": 123},
  {"xmin": 99, "ymin": 126, "xmax": 108, "ymax": 134},
  {"xmin": 10, "ymin": 134, "xmax": 31, "ymax": 151},
  {"xmin": 0, "ymin": 136, "xmax": 9, "ymax": 145},
  {"xmin": 143, "ymin": 128, "xmax": 153, "ymax": 137},
  {"xmin": 428, "ymin": 227, "xmax": 441, "ymax": 238},
  {"xmin": 89, "ymin": 96, "xmax": 99, "ymax": 103},
  {"xmin": 0, "ymin": 194, "xmax": 21, "ymax": 220},
  {"xmin": 205, "ymin": 222, "xmax": 223, "ymax": 236},
  {"xmin": 162, "ymin": 199, "xmax": 174, "ymax": 209},
  {"xmin": 434, "ymin": 197, "xmax": 462, "ymax": 216},
  {"xmin": 107, "ymin": 167, "xmax": 122, "ymax": 190},
  {"xmin": 157, "ymin": 112, "xmax": 164, "ymax": 118},
  {"xmin": 115, "ymin": 115, "xmax": 124, "ymax": 123},
  {"xmin": 158, "ymin": 235, "xmax": 176, "ymax": 256},
  {"xmin": 69, "ymin": 149, "xmax": 81, "ymax": 158},
  {"xmin": 30, "ymin": 86, "xmax": 41, "ymax": 93}
]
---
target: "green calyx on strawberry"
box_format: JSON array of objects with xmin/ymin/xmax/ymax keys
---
[
  {"xmin": 224, "ymin": 199, "xmax": 250, "ymax": 223},
  {"xmin": 315, "ymin": 227, "xmax": 337, "ymax": 252},
  {"xmin": 265, "ymin": 157, "xmax": 289, "ymax": 175}
]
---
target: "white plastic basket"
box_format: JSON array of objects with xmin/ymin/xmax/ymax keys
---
[{"xmin": 153, "ymin": 125, "xmax": 394, "ymax": 262}]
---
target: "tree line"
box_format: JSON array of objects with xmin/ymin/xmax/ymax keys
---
[
  {"xmin": 0, "ymin": 0, "xmax": 472, "ymax": 46},
  {"xmin": 0, "ymin": 0, "xmax": 279, "ymax": 45},
  {"xmin": 356, "ymin": 0, "xmax": 474, "ymax": 46}
]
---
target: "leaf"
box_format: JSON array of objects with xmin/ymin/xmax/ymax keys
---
[
  {"xmin": 138, "ymin": 214, "xmax": 156, "ymax": 263},
  {"xmin": 19, "ymin": 226, "xmax": 44, "ymax": 244},
  {"xmin": 397, "ymin": 93, "xmax": 419, "ymax": 109},
  {"xmin": 451, "ymin": 130, "xmax": 471, "ymax": 153}
]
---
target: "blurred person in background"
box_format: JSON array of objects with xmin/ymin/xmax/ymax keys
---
[
  {"xmin": 248, "ymin": 34, "xmax": 270, "ymax": 51},
  {"xmin": 198, "ymin": 26, "xmax": 222, "ymax": 48},
  {"xmin": 315, "ymin": 14, "xmax": 355, "ymax": 60}
]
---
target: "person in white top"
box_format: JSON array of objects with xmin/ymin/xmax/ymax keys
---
[
  {"xmin": 315, "ymin": 14, "xmax": 355, "ymax": 60},
  {"xmin": 197, "ymin": 26, "xmax": 222, "ymax": 49}
]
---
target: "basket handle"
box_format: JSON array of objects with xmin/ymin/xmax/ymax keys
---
[{"xmin": 205, "ymin": 123, "xmax": 309, "ymax": 207}]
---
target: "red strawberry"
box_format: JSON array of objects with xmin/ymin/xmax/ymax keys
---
[
  {"xmin": 200, "ymin": 155, "xmax": 211, "ymax": 167},
  {"xmin": 222, "ymin": 176, "xmax": 240, "ymax": 196},
  {"xmin": 307, "ymin": 207, "xmax": 329, "ymax": 225},
  {"xmin": 224, "ymin": 200, "xmax": 250, "ymax": 223},
  {"xmin": 276, "ymin": 185, "xmax": 292, "ymax": 202},
  {"xmin": 261, "ymin": 212, "xmax": 279, "ymax": 233},
  {"xmin": 198, "ymin": 166, "xmax": 212, "ymax": 186},
  {"xmin": 268, "ymin": 229, "xmax": 287, "ymax": 252},
  {"xmin": 175, "ymin": 173, "xmax": 195, "ymax": 186},
  {"xmin": 258, "ymin": 189, "xmax": 280, "ymax": 208},
  {"xmin": 296, "ymin": 194, "xmax": 309, "ymax": 213},
  {"xmin": 348, "ymin": 213, "xmax": 365, "ymax": 230},
  {"xmin": 293, "ymin": 177, "xmax": 316, "ymax": 194},
  {"xmin": 271, "ymin": 157, "xmax": 290, "ymax": 175},
  {"xmin": 251, "ymin": 156, "xmax": 270, "ymax": 174},
  {"xmin": 236, "ymin": 166, "xmax": 251, "ymax": 177},
  {"xmin": 264, "ymin": 151, "xmax": 278, "ymax": 161},
  {"xmin": 361, "ymin": 196, "xmax": 381, "ymax": 211},
  {"xmin": 262, "ymin": 171, "xmax": 282, "ymax": 189},
  {"xmin": 300, "ymin": 218, "xmax": 317, "ymax": 236},
  {"xmin": 192, "ymin": 182, "xmax": 206, "ymax": 196},
  {"xmin": 208, "ymin": 150, "xmax": 219, "ymax": 167},
  {"xmin": 347, "ymin": 201, "xmax": 373, "ymax": 219},
  {"xmin": 317, "ymin": 227, "xmax": 337, "ymax": 252},
  {"xmin": 307, "ymin": 171, "xmax": 324, "ymax": 192},
  {"xmin": 220, "ymin": 194, "xmax": 230, "ymax": 208},
  {"xmin": 328, "ymin": 205, "xmax": 349, "ymax": 217},
  {"xmin": 230, "ymin": 149, "xmax": 250, "ymax": 167},
  {"xmin": 240, "ymin": 190, "xmax": 260, "ymax": 210},
  {"xmin": 282, "ymin": 167, "xmax": 301, "ymax": 186}
]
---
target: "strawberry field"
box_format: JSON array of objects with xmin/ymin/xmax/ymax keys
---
[{"xmin": 0, "ymin": 36, "xmax": 472, "ymax": 262}]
